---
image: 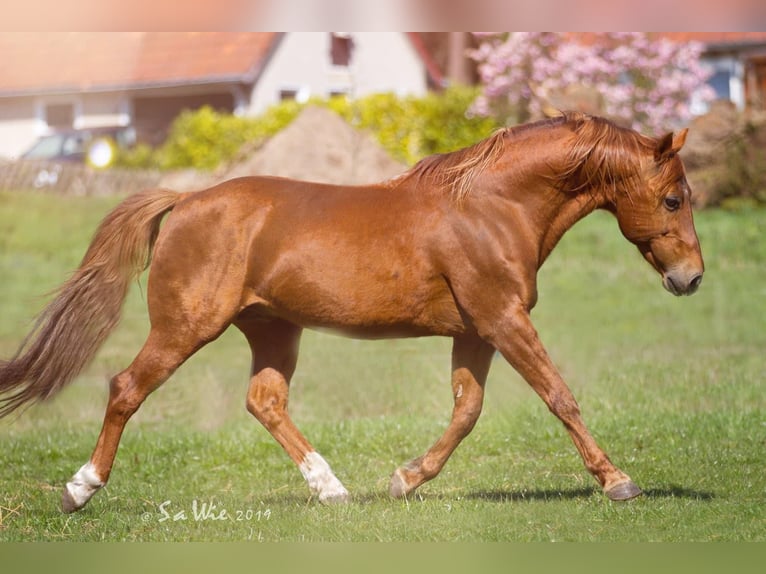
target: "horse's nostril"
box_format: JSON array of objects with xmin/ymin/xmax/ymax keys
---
[{"xmin": 689, "ymin": 274, "xmax": 703, "ymax": 293}]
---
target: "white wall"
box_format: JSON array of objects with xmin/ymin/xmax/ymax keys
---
[
  {"xmin": 77, "ymin": 93, "xmax": 130, "ymax": 129},
  {"xmin": 0, "ymin": 98, "xmax": 39, "ymax": 159},
  {"xmin": 248, "ymin": 32, "xmax": 429, "ymax": 115}
]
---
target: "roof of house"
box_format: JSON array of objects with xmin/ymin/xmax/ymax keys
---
[
  {"xmin": 0, "ymin": 33, "xmax": 278, "ymax": 96},
  {"xmin": 0, "ymin": 32, "xmax": 443, "ymax": 97},
  {"xmin": 656, "ymin": 32, "xmax": 766, "ymax": 47},
  {"xmin": 572, "ymin": 32, "xmax": 766, "ymax": 51}
]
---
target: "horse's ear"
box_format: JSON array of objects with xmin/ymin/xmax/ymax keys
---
[{"xmin": 655, "ymin": 128, "xmax": 689, "ymax": 162}]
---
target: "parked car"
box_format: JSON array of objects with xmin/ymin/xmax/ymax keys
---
[{"xmin": 20, "ymin": 126, "xmax": 136, "ymax": 168}]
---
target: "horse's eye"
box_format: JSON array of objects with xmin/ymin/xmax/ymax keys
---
[{"xmin": 664, "ymin": 196, "xmax": 681, "ymax": 211}]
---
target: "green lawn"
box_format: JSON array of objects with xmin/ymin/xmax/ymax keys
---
[{"xmin": 0, "ymin": 190, "xmax": 764, "ymax": 541}]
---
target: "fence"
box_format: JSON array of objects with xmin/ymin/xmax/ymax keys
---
[{"xmin": 0, "ymin": 160, "xmax": 163, "ymax": 196}]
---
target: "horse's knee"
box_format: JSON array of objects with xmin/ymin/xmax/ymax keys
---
[
  {"xmin": 246, "ymin": 394, "xmax": 282, "ymax": 427},
  {"xmin": 462, "ymin": 398, "xmax": 483, "ymax": 422},
  {"xmin": 453, "ymin": 404, "xmax": 482, "ymax": 438},
  {"xmin": 547, "ymin": 390, "xmax": 580, "ymax": 421},
  {"xmin": 452, "ymin": 371, "xmax": 485, "ymax": 425},
  {"xmin": 246, "ymin": 368, "xmax": 287, "ymax": 428},
  {"xmin": 453, "ymin": 387, "xmax": 483, "ymax": 431}
]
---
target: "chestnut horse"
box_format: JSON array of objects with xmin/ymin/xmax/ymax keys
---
[{"xmin": 0, "ymin": 112, "xmax": 703, "ymax": 512}]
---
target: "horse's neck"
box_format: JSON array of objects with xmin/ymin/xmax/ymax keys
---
[
  {"xmin": 536, "ymin": 190, "xmax": 602, "ymax": 265},
  {"xmin": 498, "ymin": 131, "xmax": 607, "ymax": 265}
]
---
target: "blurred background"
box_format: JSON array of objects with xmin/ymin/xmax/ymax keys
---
[{"xmin": 0, "ymin": 32, "xmax": 764, "ymax": 207}]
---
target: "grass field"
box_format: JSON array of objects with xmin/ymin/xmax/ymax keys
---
[{"xmin": 0, "ymin": 190, "xmax": 764, "ymax": 541}]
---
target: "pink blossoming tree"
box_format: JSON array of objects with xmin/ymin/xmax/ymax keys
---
[{"xmin": 469, "ymin": 32, "xmax": 715, "ymax": 135}]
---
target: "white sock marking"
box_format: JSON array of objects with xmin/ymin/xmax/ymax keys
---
[
  {"xmin": 299, "ymin": 451, "xmax": 348, "ymax": 502},
  {"xmin": 64, "ymin": 462, "xmax": 104, "ymax": 508}
]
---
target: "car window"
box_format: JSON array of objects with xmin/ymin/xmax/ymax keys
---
[
  {"xmin": 22, "ymin": 134, "xmax": 65, "ymax": 159},
  {"xmin": 114, "ymin": 127, "xmax": 136, "ymax": 148},
  {"xmin": 62, "ymin": 133, "xmax": 89, "ymax": 156},
  {"xmin": 22, "ymin": 127, "xmax": 134, "ymax": 161}
]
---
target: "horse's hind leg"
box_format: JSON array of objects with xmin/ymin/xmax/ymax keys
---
[
  {"xmin": 61, "ymin": 329, "xmax": 205, "ymax": 513},
  {"xmin": 235, "ymin": 315, "xmax": 348, "ymax": 503},
  {"xmin": 390, "ymin": 335, "xmax": 495, "ymax": 498}
]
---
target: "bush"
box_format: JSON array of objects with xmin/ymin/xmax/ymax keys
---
[
  {"xmin": 116, "ymin": 87, "xmax": 501, "ymax": 171},
  {"xmin": 114, "ymin": 143, "xmax": 156, "ymax": 170},
  {"xmin": 682, "ymin": 104, "xmax": 766, "ymax": 208},
  {"xmin": 329, "ymin": 86, "xmax": 500, "ymax": 164},
  {"xmin": 720, "ymin": 121, "xmax": 766, "ymax": 207},
  {"xmin": 115, "ymin": 100, "xmax": 303, "ymax": 171}
]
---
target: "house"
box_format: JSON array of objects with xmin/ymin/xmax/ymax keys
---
[
  {"xmin": 0, "ymin": 33, "xmax": 443, "ymax": 159},
  {"xmin": 657, "ymin": 32, "xmax": 766, "ymax": 112}
]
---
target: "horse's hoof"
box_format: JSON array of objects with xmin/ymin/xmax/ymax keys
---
[
  {"xmin": 389, "ymin": 468, "xmax": 413, "ymax": 499},
  {"xmin": 61, "ymin": 486, "xmax": 83, "ymax": 514},
  {"xmin": 389, "ymin": 469, "xmax": 406, "ymax": 498},
  {"xmin": 605, "ymin": 480, "xmax": 642, "ymax": 501}
]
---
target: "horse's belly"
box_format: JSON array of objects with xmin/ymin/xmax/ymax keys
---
[{"xmin": 243, "ymin": 270, "xmax": 466, "ymax": 338}]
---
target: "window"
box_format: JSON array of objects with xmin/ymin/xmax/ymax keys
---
[
  {"xmin": 45, "ymin": 103, "xmax": 74, "ymax": 129},
  {"xmin": 330, "ymin": 33, "xmax": 353, "ymax": 67},
  {"xmin": 328, "ymin": 88, "xmax": 350, "ymax": 99},
  {"xmin": 278, "ymin": 87, "xmax": 310, "ymax": 104},
  {"xmin": 696, "ymin": 56, "xmax": 744, "ymax": 112},
  {"xmin": 709, "ymin": 70, "xmax": 731, "ymax": 100}
]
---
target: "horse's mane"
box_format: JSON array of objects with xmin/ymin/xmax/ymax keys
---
[
  {"xmin": 402, "ymin": 111, "xmax": 656, "ymax": 202},
  {"xmin": 402, "ymin": 126, "xmax": 510, "ymax": 203},
  {"xmin": 555, "ymin": 111, "xmax": 656, "ymax": 201}
]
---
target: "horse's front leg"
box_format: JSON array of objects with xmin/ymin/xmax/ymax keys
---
[
  {"xmin": 389, "ymin": 335, "xmax": 495, "ymax": 498},
  {"xmin": 488, "ymin": 300, "xmax": 641, "ymax": 501}
]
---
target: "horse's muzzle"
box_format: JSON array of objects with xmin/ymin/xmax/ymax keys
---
[{"xmin": 663, "ymin": 271, "xmax": 703, "ymax": 296}]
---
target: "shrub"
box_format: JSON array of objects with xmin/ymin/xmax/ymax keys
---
[
  {"xmin": 114, "ymin": 143, "xmax": 156, "ymax": 170},
  {"xmin": 682, "ymin": 104, "xmax": 766, "ymax": 208},
  {"xmin": 115, "ymin": 100, "xmax": 303, "ymax": 171},
  {"xmin": 712, "ymin": 126, "xmax": 766, "ymax": 208},
  {"xmin": 116, "ymin": 87, "xmax": 501, "ymax": 171},
  {"xmin": 330, "ymin": 87, "xmax": 500, "ymax": 164}
]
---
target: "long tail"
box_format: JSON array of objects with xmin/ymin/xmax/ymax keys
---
[{"xmin": 0, "ymin": 188, "xmax": 182, "ymax": 418}]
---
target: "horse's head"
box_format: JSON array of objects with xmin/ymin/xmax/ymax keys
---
[{"xmin": 611, "ymin": 128, "xmax": 704, "ymax": 296}]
